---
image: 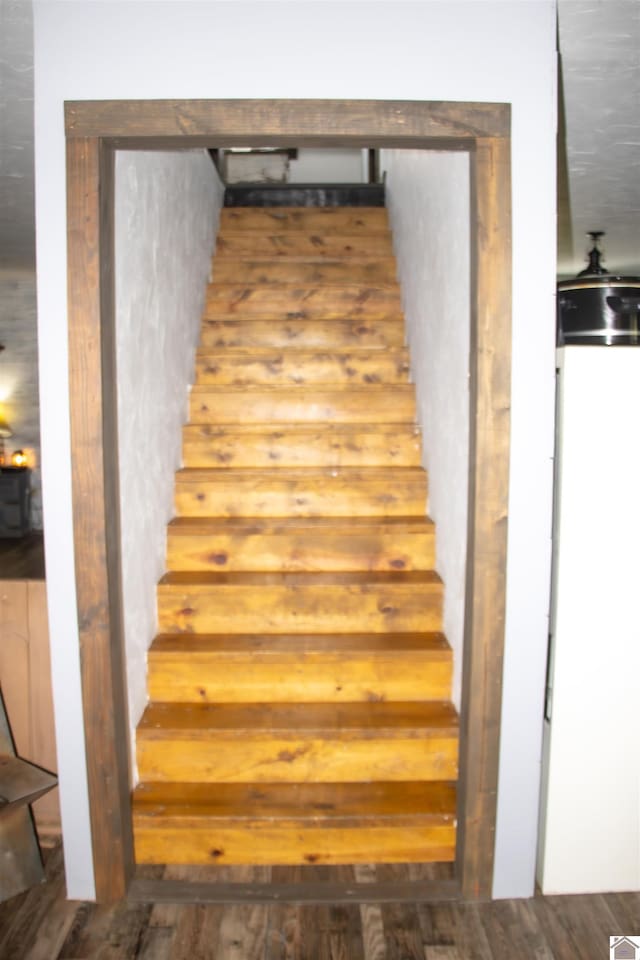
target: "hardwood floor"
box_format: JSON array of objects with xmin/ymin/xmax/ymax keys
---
[
  {"xmin": 0, "ymin": 845, "xmax": 637, "ymax": 959},
  {"xmin": 0, "ymin": 532, "xmax": 44, "ymax": 580}
]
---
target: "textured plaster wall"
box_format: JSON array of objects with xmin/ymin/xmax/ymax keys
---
[
  {"xmin": 115, "ymin": 150, "xmax": 222, "ymax": 757},
  {"xmin": 383, "ymin": 151, "xmax": 470, "ymax": 709},
  {"xmin": 0, "ymin": 0, "xmax": 36, "ymax": 268},
  {"xmin": 0, "ymin": 268, "xmax": 42, "ymax": 528}
]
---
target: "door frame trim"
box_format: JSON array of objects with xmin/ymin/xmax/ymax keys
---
[{"xmin": 65, "ymin": 99, "xmax": 511, "ymax": 902}]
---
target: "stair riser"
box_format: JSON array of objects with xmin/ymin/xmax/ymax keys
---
[
  {"xmin": 200, "ymin": 319, "xmax": 405, "ymax": 349},
  {"xmin": 194, "ymin": 351, "xmax": 410, "ymax": 386},
  {"xmin": 219, "ymin": 208, "xmax": 391, "ymax": 233},
  {"xmin": 148, "ymin": 655, "xmax": 452, "ymax": 703},
  {"xmin": 182, "ymin": 429, "xmax": 422, "ymax": 468},
  {"xmin": 211, "ymin": 260, "xmax": 398, "ymax": 285},
  {"xmin": 137, "ymin": 736, "xmax": 458, "ymax": 784},
  {"xmin": 216, "ymin": 234, "xmax": 393, "ymax": 259},
  {"xmin": 204, "ymin": 286, "xmax": 401, "ymax": 319},
  {"xmin": 166, "ymin": 531, "xmax": 435, "ymax": 572},
  {"xmin": 157, "ymin": 582, "xmax": 442, "ymax": 634},
  {"xmin": 189, "ymin": 390, "xmax": 416, "ymax": 425},
  {"xmin": 133, "ymin": 824, "xmax": 455, "ymax": 866},
  {"xmin": 175, "ymin": 479, "xmax": 426, "ymax": 518}
]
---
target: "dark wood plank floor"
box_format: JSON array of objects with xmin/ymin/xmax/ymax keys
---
[
  {"xmin": 0, "ymin": 845, "xmax": 637, "ymax": 959},
  {"xmin": 0, "ymin": 532, "xmax": 45, "ymax": 580}
]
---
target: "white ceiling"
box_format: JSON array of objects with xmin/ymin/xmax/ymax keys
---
[
  {"xmin": 557, "ymin": 0, "xmax": 640, "ymax": 277},
  {"xmin": 1, "ymin": 0, "xmax": 639, "ymax": 276}
]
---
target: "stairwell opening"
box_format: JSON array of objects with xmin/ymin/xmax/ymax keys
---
[{"xmin": 65, "ymin": 99, "xmax": 511, "ymax": 902}]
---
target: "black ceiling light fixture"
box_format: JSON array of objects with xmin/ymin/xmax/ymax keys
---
[{"xmin": 557, "ymin": 231, "xmax": 640, "ymax": 346}]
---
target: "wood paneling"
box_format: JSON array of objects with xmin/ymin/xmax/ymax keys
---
[
  {"xmin": 65, "ymin": 99, "xmax": 511, "ymax": 902},
  {"xmin": 0, "ymin": 579, "xmax": 59, "ymax": 834}
]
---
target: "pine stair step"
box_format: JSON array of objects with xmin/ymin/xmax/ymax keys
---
[
  {"xmin": 147, "ymin": 631, "xmax": 452, "ymax": 703},
  {"xmin": 189, "ymin": 385, "xmax": 416, "ymax": 425},
  {"xmin": 211, "ymin": 259, "xmax": 398, "ymax": 285},
  {"xmin": 204, "ymin": 284, "xmax": 402, "ymax": 319},
  {"xmin": 182, "ymin": 422, "xmax": 422, "ymax": 469},
  {"xmin": 136, "ymin": 701, "xmax": 458, "ymax": 784},
  {"xmin": 166, "ymin": 515, "xmax": 435, "ymax": 572},
  {"xmin": 216, "ymin": 233, "xmax": 393, "ymax": 260},
  {"xmin": 132, "ymin": 780, "xmax": 456, "ymax": 866},
  {"xmin": 174, "ymin": 466, "xmax": 427, "ymax": 518},
  {"xmin": 194, "ymin": 348, "xmax": 410, "ymax": 386},
  {"xmin": 156, "ymin": 569, "xmax": 443, "ymax": 634},
  {"xmin": 220, "ymin": 207, "xmax": 391, "ymax": 233},
  {"xmin": 200, "ymin": 317, "xmax": 405, "ymax": 349}
]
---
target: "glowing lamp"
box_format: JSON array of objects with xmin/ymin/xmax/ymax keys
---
[
  {"xmin": 0, "ymin": 410, "xmax": 12, "ymax": 466},
  {"xmin": 11, "ymin": 450, "xmax": 27, "ymax": 467}
]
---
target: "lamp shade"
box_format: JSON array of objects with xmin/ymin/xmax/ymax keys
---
[{"xmin": 0, "ymin": 415, "xmax": 12, "ymax": 439}]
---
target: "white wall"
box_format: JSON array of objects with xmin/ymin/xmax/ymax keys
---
[
  {"xmin": 116, "ymin": 150, "xmax": 221, "ymax": 758},
  {"xmin": 289, "ymin": 148, "xmax": 365, "ymax": 183},
  {"xmin": 382, "ymin": 150, "xmax": 470, "ymax": 709},
  {"xmin": 33, "ymin": 0, "xmax": 557, "ymax": 899},
  {"xmin": 538, "ymin": 348, "xmax": 640, "ymax": 893}
]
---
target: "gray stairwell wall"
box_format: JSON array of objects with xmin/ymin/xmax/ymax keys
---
[
  {"xmin": 383, "ymin": 149, "xmax": 470, "ymax": 710},
  {"xmin": 115, "ymin": 150, "xmax": 223, "ymax": 768}
]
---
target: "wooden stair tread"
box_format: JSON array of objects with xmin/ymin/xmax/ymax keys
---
[
  {"xmin": 159, "ymin": 569, "xmax": 441, "ymax": 587},
  {"xmin": 167, "ymin": 516, "xmax": 434, "ymax": 534},
  {"xmin": 215, "ymin": 235, "xmax": 394, "ymax": 260},
  {"xmin": 205, "ymin": 282, "xmax": 400, "ymax": 292},
  {"xmin": 199, "ymin": 318, "xmax": 405, "ymax": 348},
  {"xmin": 195, "ymin": 346, "xmax": 408, "ymax": 355},
  {"xmin": 183, "ymin": 421, "xmax": 419, "ymax": 435},
  {"xmin": 150, "ymin": 631, "xmax": 450, "ymax": 657},
  {"xmin": 190, "ymin": 382, "xmax": 414, "ymax": 394},
  {"xmin": 219, "ymin": 208, "xmax": 391, "ymax": 232},
  {"xmin": 194, "ymin": 349, "xmax": 410, "ymax": 386},
  {"xmin": 203, "ymin": 285, "xmax": 403, "ymax": 320},
  {"xmin": 211, "ymin": 261, "xmax": 399, "ymax": 285},
  {"xmin": 175, "ymin": 466, "xmax": 425, "ymax": 481},
  {"xmin": 138, "ymin": 700, "xmax": 458, "ymax": 737},
  {"xmin": 188, "ymin": 390, "xmax": 418, "ymax": 425},
  {"xmin": 133, "ymin": 780, "xmax": 456, "ymax": 822}
]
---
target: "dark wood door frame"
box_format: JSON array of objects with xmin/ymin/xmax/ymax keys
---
[{"xmin": 64, "ymin": 99, "xmax": 511, "ymax": 903}]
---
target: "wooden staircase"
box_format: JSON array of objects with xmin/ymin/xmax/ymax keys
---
[{"xmin": 132, "ymin": 204, "xmax": 459, "ymax": 867}]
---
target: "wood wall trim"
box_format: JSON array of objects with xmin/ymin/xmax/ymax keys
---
[
  {"xmin": 64, "ymin": 99, "xmax": 510, "ymax": 141},
  {"xmin": 127, "ymin": 877, "xmax": 461, "ymax": 905},
  {"xmin": 66, "ymin": 137, "xmax": 134, "ymax": 901},
  {"xmin": 64, "ymin": 99, "xmax": 511, "ymax": 902},
  {"xmin": 457, "ymin": 136, "xmax": 512, "ymax": 899}
]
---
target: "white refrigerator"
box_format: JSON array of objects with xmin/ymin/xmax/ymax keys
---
[{"xmin": 537, "ymin": 346, "xmax": 640, "ymax": 893}]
